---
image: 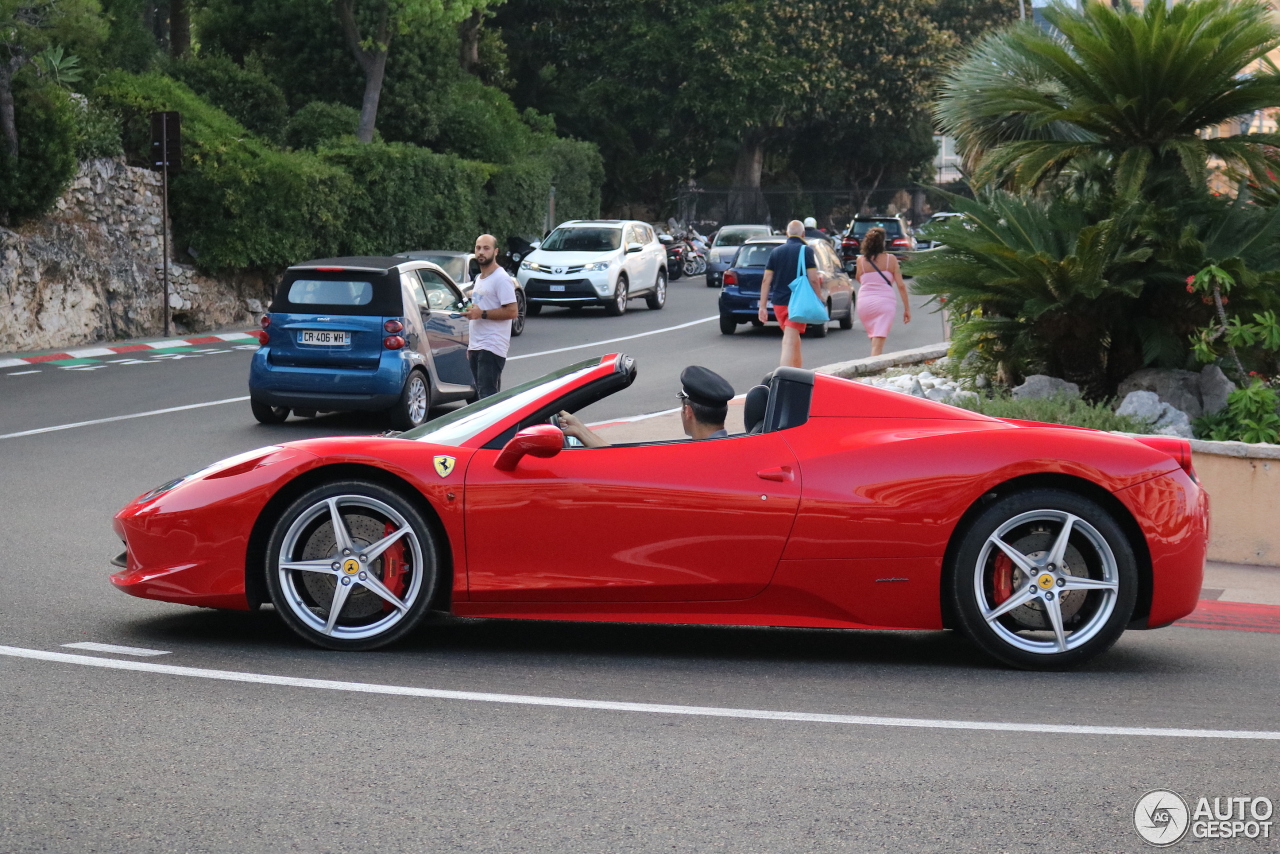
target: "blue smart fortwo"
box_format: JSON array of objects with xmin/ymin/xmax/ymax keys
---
[{"xmin": 249, "ymin": 256, "xmax": 477, "ymax": 429}]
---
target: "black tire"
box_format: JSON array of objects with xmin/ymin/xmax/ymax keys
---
[
  {"xmin": 251, "ymin": 399, "xmax": 289, "ymax": 424},
  {"xmin": 668, "ymin": 260, "xmax": 682, "ymax": 281},
  {"xmin": 948, "ymin": 488, "xmax": 1137, "ymax": 670},
  {"xmin": 605, "ymin": 275, "xmax": 629, "ymax": 316},
  {"xmin": 265, "ymin": 480, "xmax": 439, "ymax": 651},
  {"xmin": 388, "ymin": 370, "xmax": 431, "ymax": 431},
  {"xmin": 706, "ymin": 275, "xmax": 718, "ymax": 288},
  {"xmin": 750, "ymin": 318, "xmax": 764, "ymax": 327},
  {"xmin": 682, "ymin": 258, "xmax": 698, "ymax": 278},
  {"xmin": 839, "ymin": 303, "xmax": 854, "ymax": 330},
  {"xmin": 511, "ymin": 290, "xmax": 527, "ymax": 336},
  {"xmin": 646, "ymin": 271, "xmax": 667, "ymax": 310},
  {"xmin": 526, "ymin": 301, "xmax": 542, "ymax": 317},
  {"xmin": 719, "ymin": 314, "xmax": 736, "ymax": 335}
]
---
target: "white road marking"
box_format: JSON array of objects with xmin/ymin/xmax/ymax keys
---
[
  {"xmin": 215, "ymin": 332, "xmax": 255, "ymax": 341},
  {"xmin": 507, "ymin": 315, "xmax": 718, "ymax": 361},
  {"xmin": 61, "ymin": 642, "xmax": 171, "ymax": 657},
  {"xmin": 109, "ymin": 358, "xmax": 162, "ymax": 365},
  {"xmin": 59, "ymin": 364, "xmax": 107, "ymax": 371},
  {"xmin": 6, "ymin": 370, "xmax": 40, "ymax": 376},
  {"xmin": 0, "ymin": 396, "xmax": 250, "ymax": 440},
  {"xmin": 0, "ymin": 358, "xmax": 28, "ymax": 369},
  {"xmin": 66, "ymin": 347, "xmax": 117, "ymax": 358},
  {"xmin": 1, "ymin": 644, "xmax": 1277, "ymax": 740}
]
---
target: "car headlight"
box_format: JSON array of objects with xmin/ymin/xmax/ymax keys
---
[
  {"xmin": 583, "ymin": 260, "xmax": 611, "ymax": 272},
  {"xmin": 519, "ymin": 260, "xmax": 532, "ymax": 271}
]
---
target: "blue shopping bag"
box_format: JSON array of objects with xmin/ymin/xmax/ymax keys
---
[{"xmin": 786, "ymin": 243, "xmax": 828, "ymax": 325}]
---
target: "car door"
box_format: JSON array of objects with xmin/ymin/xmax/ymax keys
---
[
  {"xmin": 623, "ymin": 224, "xmax": 651, "ymax": 290},
  {"xmin": 463, "ymin": 432, "xmax": 803, "ymax": 602},
  {"xmin": 414, "ymin": 269, "xmax": 473, "ymax": 387}
]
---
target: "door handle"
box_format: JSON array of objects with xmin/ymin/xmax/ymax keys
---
[{"xmin": 756, "ymin": 466, "xmax": 793, "ymax": 482}]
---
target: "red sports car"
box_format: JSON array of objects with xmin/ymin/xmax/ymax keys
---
[{"xmin": 111, "ymin": 354, "xmax": 1208, "ymax": 669}]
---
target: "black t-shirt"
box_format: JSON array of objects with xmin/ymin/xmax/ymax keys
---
[{"xmin": 764, "ymin": 237, "xmax": 817, "ymax": 307}]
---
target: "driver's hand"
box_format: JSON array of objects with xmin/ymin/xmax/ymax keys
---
[{"xmin": 557, "ymin": 410, "xmax": 609, "ymax": 448}]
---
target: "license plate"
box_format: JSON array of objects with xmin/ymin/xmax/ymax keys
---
[
  {"xmin": 550, "ymin": 284, "xmax": 565, "ymax": 292},
  {"xmin": 298, "ymin": 330, "xmax": 350, "ymax": 346}
]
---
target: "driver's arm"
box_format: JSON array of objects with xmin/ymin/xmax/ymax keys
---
[{"xmin": 557, "ymin": 410, "xmax": 610, "ymax": 448}]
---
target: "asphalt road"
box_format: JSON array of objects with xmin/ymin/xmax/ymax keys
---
[{"xmin": 1, "ymin": 278, "xmax": 1277, "ymax": 853}]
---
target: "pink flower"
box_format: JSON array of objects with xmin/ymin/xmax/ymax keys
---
[
  {"xmin": 1186, "ymin": 284, "xmax": 1196, "ymax": 293},
  {"xmin": 1186, "ymin": 275, "xmax": 1196, "ymax": 285}
]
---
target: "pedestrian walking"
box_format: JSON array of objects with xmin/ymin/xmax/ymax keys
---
[
  {"xmin": 759, "ymin": 220, "xmax": 824, "ymax": 369},
  {"xmin": 463, "ymin": 233, "xmax": 519, "ymax": 398},
  {"xmin": 855, "ymin": 226, "xmax": 911, "ymax": 357}
]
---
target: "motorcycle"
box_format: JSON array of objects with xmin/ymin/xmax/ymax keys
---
[{"xmin": 659, "ymin": 233, "xmax": 688, "ymax": 280}]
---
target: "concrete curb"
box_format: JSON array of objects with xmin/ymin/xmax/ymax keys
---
[
  {"xmin": 0, "ymin": 331, "xmax": 257, "ymax": 368},
  {"xmin": 814, "ymin": 342, "xmax": 950, "ymax": 379},
  {"xmin": 1190, "ymin": 438, "xmax": 1280, "ymax": 460}
]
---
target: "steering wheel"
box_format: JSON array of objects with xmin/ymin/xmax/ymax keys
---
[{"xmin": 549, "ymin": 412, "xmax": 583, "ymax": 448}]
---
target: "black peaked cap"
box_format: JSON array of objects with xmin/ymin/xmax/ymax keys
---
[{"xmin": 680, "ymin": 365, "xmax": 735, "ymax": 408}]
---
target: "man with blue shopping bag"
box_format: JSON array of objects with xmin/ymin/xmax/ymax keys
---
[{"xmin": 758, "ymin": 220, "xmax": 826, "ymax": 368}]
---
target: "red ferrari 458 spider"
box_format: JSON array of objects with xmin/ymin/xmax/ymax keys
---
[{"xmin": 111, "ymin": 354, "xmax": 1208, "ymax": 669}]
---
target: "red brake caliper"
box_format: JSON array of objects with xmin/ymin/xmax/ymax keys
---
[
  {"xmin": 993, "ymin": 552, "xmax": 1013, "ymax": 605},
  {"xmin": 381, "ymin": 522, "xmax": 408, "ymax": 612}
]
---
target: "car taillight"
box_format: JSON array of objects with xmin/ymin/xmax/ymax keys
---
[
  {"xmin": 257, "ymin": 330, "xmax": 269, "ymax": 345},
  {"xmin": 723, "ymin": 270, "xmax": 738, "ymax": 286},
  {"xmin": 1133, "ymin": 436, "xmax": 1197, "ymax": 482},
  {"xmin": 384, "ymin": 335, "xmax": 405, "ymax": 350},
  {"xmin": 384, "ymin": 319, "xmax": 404, "ymax": 333},
  {"xmin": 259, "ymin": 313, "xmax": 271, "ymax": 329},
  {"xmin": 842, "ymin": 237, "xmax": 858, "ymax": 247},
  {"xmin": 891, "ymin": 238, "xmax": 910, "ymax": 248}
]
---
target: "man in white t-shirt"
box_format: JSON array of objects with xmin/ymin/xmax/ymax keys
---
[{"xmin": 463, "ymin": 234, "xmax": 519, "ymax": 398}]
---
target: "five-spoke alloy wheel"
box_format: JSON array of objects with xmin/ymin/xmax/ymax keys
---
[
  {"xmin": 950, "ymin": 489, "xmax": 1137, "ymax": 670},
  {"xmin": 265, "ymin": 481, "xmax": 438, "ymax": 650}
]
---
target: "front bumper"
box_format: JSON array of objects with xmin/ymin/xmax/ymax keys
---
[{"xmin": 519, "ymin": 271, "xmax": 614, "ymax": 305}]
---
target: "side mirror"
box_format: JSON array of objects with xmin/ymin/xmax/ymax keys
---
[
  {"xmin": 494, "ymin": 424, "xmax": 563, "ymax": 471},
  {"xmin": 658, "ymin": 234, "xmax": 673, "ymax": 244},
  {"xmin": 626, "ymin": 242, "xmax": 643, "ymax": 253},
  {"xmin": 468, "ymin": 259, "xmax": 481, "ymax": 278}
]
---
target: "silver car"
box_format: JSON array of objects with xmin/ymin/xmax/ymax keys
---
[{"xmin": 395, "ymin": 249, "xmax": 527, "ymax": 336}]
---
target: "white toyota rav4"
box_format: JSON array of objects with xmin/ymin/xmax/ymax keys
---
[{"xmin": 517, "ymin": 220, "xmax": 668, "ymax": 316}]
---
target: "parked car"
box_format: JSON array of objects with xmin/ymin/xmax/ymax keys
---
[
  {"xmin": 113, "ymin": 353, "xmax": 1208, "ymax": 669},
  {"xmin": 915, "ymin": 212, "xmax": 965, "ymax": 250},
  {"xmin": 517, "ymin": 220, "xmax": 668, "ymax": 316},
  {"xmin": 839, "ymin": 214, "xmax": 918, "ymax": 270},
  {"xmin": 705, "ymin": 224, "xmax": 773, "ymax": 288},
  {"xmin": 249, "ymin": 256, "xmax": 476, "ymax": 430},
  {"xmin": 395, "ymin": 249, "xmax": 527, "ymax": 336},
  {"xmin": 717, "ymin": 237, "xmax": 854, "ymax": 336}
]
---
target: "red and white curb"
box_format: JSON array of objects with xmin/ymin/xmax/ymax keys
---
[{"xmin": 0, "ymin": 332, "xmax": 257, "ymax": 370}]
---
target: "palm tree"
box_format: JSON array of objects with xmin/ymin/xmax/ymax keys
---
[{"xmin": 935, "ymin": 0, "xmax": 1280, "ymax": 196}]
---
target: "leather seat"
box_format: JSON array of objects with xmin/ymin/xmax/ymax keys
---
[{"xmin": 744, "ymin": 385, "xmax": 769, "ymax": 434}]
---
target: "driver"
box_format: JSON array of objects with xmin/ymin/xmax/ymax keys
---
[{"xmin": 557, "ymin": 365, "xmax": 735, "ymax": 448}]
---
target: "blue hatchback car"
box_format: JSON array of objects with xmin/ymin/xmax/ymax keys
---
[
  {"xmin": 249, "ymin": 256, "xmax": 476, "ymax": 429},
  {"xmin": 716, "ymin": 238, "xmax": 855, "ymax": 337}
]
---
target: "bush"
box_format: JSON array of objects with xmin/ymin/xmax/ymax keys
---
[
  {"xmin": 94, "ymin": 70, "xmax": 352, "ymax": 272},
  {"xmin": 953, "ymin": 391, "xmax": 1155, "ymax": 433},
  {"xmin": 0, "ymin": 76, "xmax": 79, "ymax": 225},
  {"xmin": 1194, "ymin": 381, "xmax": 1280, "ymax": 444},
  {"xmin": 168, "ymin": 54, "xmax": 289, "ymax": 143},
  {"xmin": 285, "ymin": 101, "xmax": 364, "ymax": 150},
  {"xmin": 319, "ymin": 142, "xmax": 488, "ymax": 255},
  {"xmin": 74, "ymin": 99, "xmax": 123, "ymax": 160}
]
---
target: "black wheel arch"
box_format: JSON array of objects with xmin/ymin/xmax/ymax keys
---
[
  {"xmin": 244, "ymin": 462, "xmax": 455, "ymax": 614},
  {"xmin": 937, "ymin": 472, "xmax": 1152, "ymax": 631}
]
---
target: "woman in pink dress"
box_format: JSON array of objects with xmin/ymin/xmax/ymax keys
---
[{"xmin": 855, "ymin": 227, "xmax": 911, "ymax": 356}]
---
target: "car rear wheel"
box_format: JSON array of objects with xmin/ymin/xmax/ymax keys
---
[
  {"xmin": 265, "ymin": 481, "xmax": 438, "ymax": 651},
  {"xmin": 389, "ymin": 370, "xmax": 430, "ymax": 430},
  {"xmin": 511, "ymin": 290, "xmax": 527, "ymax": 336},
  {"xmin": 949, "ymin": 489, "xmax": 1137, "ymax": 670},
  {"xmin": 719, "ymin": 314, "xmax": 736, "ymax": 335},
  {"xmin": 605, "ymin": 275, "xmax": 629, "ymax": 316},
  {"xmin": 251, "ymin": 399, "xmax": 289, "ymax": 424},
  {"xmin": 839, "ymin": 303, "xmax": 854, "ymax": 329},
  {"xmin": 645, "ymin": 271, "xmax": 667, "ymax": 310},
  {"xmin": 805, "ymin": 304, "xmax": 831, "ymax": 338}
]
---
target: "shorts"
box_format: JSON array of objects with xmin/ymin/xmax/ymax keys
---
[{"xmin": 772, "ymin": 302, "xmax": 807, "ymax": 333}]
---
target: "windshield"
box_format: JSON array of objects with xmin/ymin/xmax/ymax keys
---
[
  {"xmin": 401, "ymin": 359, "xmax": 601, "ymax": 446},
  {"xmin": 540, "ymin": 227, "xmax": 622, "ymax": 253},
  {"xmin": 714, "ymin": 227, "xmax": 770, "ymax": 247},
  {"xmin": 853, "ymin": 220, "xmax": 903, "ymax": 237},
  {"xmin": 415, "ymin": 255, "xmax": 466, "ymax": 281},
  {"xmin": 734, "ymin": 244, "xmax": 780, "ymax": 268}
]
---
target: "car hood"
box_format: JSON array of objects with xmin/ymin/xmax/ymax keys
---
[{"xmin": 528, "ymin": 249, "xmax": 623, "ymax": 267}]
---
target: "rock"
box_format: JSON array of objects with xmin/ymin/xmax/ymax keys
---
[
  {"xmin": 1116, "ymin": 368, "xmax": 1204, "ymax": 419},
  {"xmin": 1199, "ymin": 365, "xmax": 1235, "ymax": 415},
  {"xmin": 1011, "ymin": 374, "xmax": 1080, "ymax": 400},
  {"xmin": 909, "ymin": 377, "xmax": 925, "ymax": 397},
  {"xmin": 925, "ymin": 387, "xmax": 953, "ymax": 402},
  {"xmin": 975, "ymin": 375, "xmax": 989, "ymax": 389},
  {"xmin": 951, "ymin": 390, "xmax": 979, "ymax": 406},
  {"xmin": 1116, "ymin": 390, "xmax": 1163, "ymax": 423},
  {"xmin": 1153, "ymin": 405, "xmax": 1194, "ymax": 439}
]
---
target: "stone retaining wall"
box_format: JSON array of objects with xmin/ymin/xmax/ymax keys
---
[{"xmin": 0, "ymin": 158, "xmax": 268, "ymax": 353}]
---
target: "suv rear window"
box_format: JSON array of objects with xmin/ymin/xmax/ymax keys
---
[
  {"xmin": 853, "ymin": 220, "xmax": 903, "ymax": 237},
  {"xmin": 287, "ymin": 279, "xmax": 374, "ymax": 306}
]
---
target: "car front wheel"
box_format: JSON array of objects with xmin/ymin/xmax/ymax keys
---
[
  {"xmin": 265, "ymin": 481, "xmax": 439, "ymax": 651},
  {"xmin": 605, "ymin": 275, "xmax": 629, "ymax": 316},
  {"xmin": 949, "ymin": 489, "xmax": 1137, "ymax": 670},
  {"xmin": 511, "ymin": 290, "xmax": 527, "ymax": 336}
]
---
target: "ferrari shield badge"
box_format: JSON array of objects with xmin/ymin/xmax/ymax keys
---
[{"xmin": 433, "ymin": 455, "xmax": 456, "ymax": 478}]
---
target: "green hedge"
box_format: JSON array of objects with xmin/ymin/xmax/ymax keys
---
[
  {"xmin": 0, "ymin": 77, "xmax": 79, "ymax": 225},
  {"xmin": 168, "ymin": 55, "xmax": 290, "ymax": 144},
  {"xmin": 90, "ymin": 70, "xmax": 601, "ymax": 272}
]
